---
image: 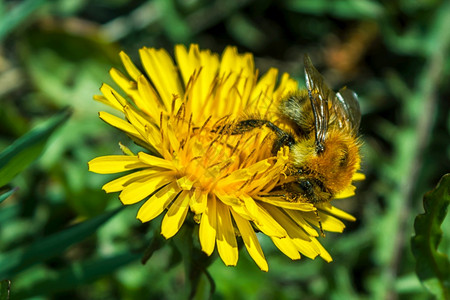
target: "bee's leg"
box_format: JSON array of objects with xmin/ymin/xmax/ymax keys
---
[
  {"xmin": 297, "ymin": 180, "xmax": 326, "ymax": 237},
  {"xmin": 258, "ymin": 193, "xmax": 286, "ymax": 197},
  {"xmin": 271, "ymin": 134, "xmax": 295, "ymax": 154},
  {"xmin": 230, "ymin": 119, "xmax": 270, "ymax": 134},
  {"xmin": 261, "ymin": 121, "xmax": 295, "ymax": 154},
  {"xmin": 314, "ymin": 209, "xmax": 325, "ymax": 237},
  {"xmin": 231, "ymin": 119, "xmax": 295, "ymax": 154}
]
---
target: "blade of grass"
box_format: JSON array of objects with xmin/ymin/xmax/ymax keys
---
[
  {"xmin": 0, "ymin": 206, "xmax": 123, "ymax": 279},
  {"xmin": 0, "ymin": 188, "xmax": 16, "ymax": 205},
  {"xmin": 0, "ymin": 0, "xmax": 47, "ymax": 42},
  {"xmin": 13, "ymin": 252, "xmax": 141, "ymax": 298},
  {"xmin": 0, "ymin": 108, "xmax": 71, "ymax": 187}
]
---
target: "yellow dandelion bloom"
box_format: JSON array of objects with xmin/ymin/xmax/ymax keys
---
[{"xmin": 88, "ymin": 44, "xmax": 364, "ymax": 271}]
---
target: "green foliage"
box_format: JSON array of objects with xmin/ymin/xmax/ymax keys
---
[
  {"xmin": 412, "ymin": 174, "xmax": 450, "ymax": 299},
  {"xmin": 0, "ymin": 189, "xmax": 16, "ymax": 205},
  {"xmin": 13, "ymin": 252, "xmax": 141, "ymax": 298},
  {"xmin": 0, "ymin": 108, "xmax": 71, "ymax": 187},
  {"xmin": 0, "ymin": 207, "xmax": 122, "ymax": 279},
  {"xmin": 0, "ymin": 280, "xmax": 11, "ymax": 300},
  {"xmin": 0, "ymin": 0, "xmax": 449, "ymax": 298},
  {"xmin": 0, "ymin": 0, "xmax": 47, "ymax": 42},
  {"xmin": 284, "ymin": 0, "xmax": 384, "ymax": 19}
]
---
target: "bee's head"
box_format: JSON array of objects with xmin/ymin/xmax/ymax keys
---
[{"xmin": 295, "ymin": 177, "xmax": 332, "ymax": 204}]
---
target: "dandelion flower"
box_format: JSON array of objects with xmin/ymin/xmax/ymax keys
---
[{"xmin": 88, "ymin": 44, "xmax": 364, "ymax": 271}]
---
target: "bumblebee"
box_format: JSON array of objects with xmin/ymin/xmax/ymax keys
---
[{"xmin": 233, "ymin": 55, "xmax": 361, "ymax": 216}]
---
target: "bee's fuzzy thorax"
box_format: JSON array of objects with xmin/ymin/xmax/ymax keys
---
[{"xmin": 289, "ymin": 137, "xmax": 315, "ymax": 167}]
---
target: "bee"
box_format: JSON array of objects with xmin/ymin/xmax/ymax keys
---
[{"xmin": 232, "ymin": 55, "xmax": 362, "ymax": 234}]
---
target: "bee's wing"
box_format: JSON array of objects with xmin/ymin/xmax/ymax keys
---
[
  {"xmin": 303, "ymin": 54, "xmax": 335, "ymax": 150},
  {"xmin": 335, "ymin": 87, "xmax": 361, "ymax": 133},
  {"xmin": 304, "ymin": 55, "xmax": 361, "ymax": 148}
]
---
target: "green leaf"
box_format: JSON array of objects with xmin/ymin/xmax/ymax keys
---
[
  {"xmin": 411, "ymin": 174, "xmax": 450, "ymax": 299},
  {"xmin": 0, "ymin": 108, "xmax": 72, "ymax": 187},
  {"xmin": 284, "ymin": 0, "xmax": 384, "ymax": 19},
  {"xmin": 0, "ymin": 206, "xmax": 123, "ymax": 279},
  {"xmin": 156, "ymin": 0, "xmax": 192, "ymax": 43},
  {"xmin": 0, "ymin": 280, "xmax": 11, "ymax": 300},
  {"xmin": 0, "ymin": 188, "xmax": 16, "ymax": 205},
  {"xmin": 14, "ymin": 252, "xmax": 140, "ymax": 298},
  {"xmin": 0, "ymin": 0, "xmax": 47, "ymax": 42}
]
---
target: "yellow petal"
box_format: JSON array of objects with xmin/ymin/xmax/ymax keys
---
[
  {"xmin": 231, "ymin": 210, "xmax": 268, "ymax": 272},
  {"xmin": 199, "ymin": 195, "xmax": 217, "ymax": 256},
  {"xmin": 215, "ymin": 169, "xmax": 250, "ymax": 189},
  {"xmin": 190, "ymin": 189, "xmax": 208, "ymax": 214},
  {"xmin": 119, "ymin": 173, "xmax": 173, "ymax": 205},
  {"xmin": 302, "ymin": 211, "xmax": 347, "ymax": 233},
  {"xmin": 102, "ymin": 169, "xmax": 161, "ymax": 193},
  {"xmin": 248, "ymin": 201, "xmax": 287, "ymax": 238},
  {"xmin": 251, "ymin": 68, "xmax": 277, "ymax": 99},
  {"xmin": 335, "ymin": 185, "xmax": 356, "ymax": 199},
  {"xmin": 219, "ymin": 46, "xmax": 239, "ymax": 76},
  {"xmin": 352, "ymin": 172, "xmax": 365, "ymax": 181},
  {"xmin": 216, "ymin": 193, "xmax": 242, "ymax": 207},
  {"xmin": 93, "ymin": 94, "xmax": 118, "ymax": 111},
  {"xmin": 119, "ymin": 50, "xmax": 142, "ymax": 81},
  {"xmin": 136, "ymin": 74, "xmax": 163, "ymax": 122},
  {"xmin": 238, "ymin": 194, "xmax": 259, "ymax": 218},
  {"xmin": 271, "ymin": 237, "xmax": 300, "ymax": 260},
  {"xmin": 88, "ymin": 155, "xmax": 147, "ymax": 174},
  {"xmin": 284, "ymin": 209, "xmax": 318, "ymax": 237},
  {"xmin": 317, "ymin": 204, "xmax": 356, "ymax": 222},
  {"xmin": 137, "ymin": 182, "xmax": 180, "ymax": 222},
  {"xmin": 318, "ymin": 212, "xmax": 346, "ymax": 233},
  {"xmin": 245, "ymin": 159, "xmax": 272, "ymax": 175},
  {"xmin": 230, "ymin": 205, "xmax": 253, "ymax": 221},
  {"xmin": 110, "ymin": 68, "xmax": 138, "ymax": 100},
  {"xmin": 189, "ymin": 46, "xmax": 219, "ymax": 114},
  {"xmin": 311, "ymin": 237, "xmax": 333, "ymax": 262},
  {"xmin": 161, "ymin": 190, "xmax": 190, "ymax": 238},
  {"xmin": 230, "ymin": 194, "xmax": 262, "ymax": 221},
  {"xmin": 100, "ymin": 84, "xmax": 127, "ymax": 110},
  {"xmin": 216, "ymin": 202, "xmax": 238, "ymax": 266},
  {"xmin": 250, "ymin": 68, "xmax": 277, "ymax": 113},
  {"xmin": 254, "ymin": 196, "xmax": 315, "ymax": 211},
  {"xmin": 217, "ymin": 160, "xmax": 272, "ymax": 189},
  {"xmin": 263, "ymin": 205, "xmax": 310, "ymax": 241},
  {"xmin": 122, "ymin": 106, "xmax": 162, "ymax": 149},
  {"xmin": 98, "ymin": 84, "xmax": 123, "ymax": 112},
  {"xmin": 291, "ymin": 238, "xmax": 320, "ymax": 260},
  {"xmin": 98, "ymin": 111, "xmax": 141, "ymax": 138},
  {"xmin": 273, "ymin": 72, "xmax": 299, "ymax": 102},
  {"xmin": 139, "ymin": 47, "xmax": 183, "ymax": 111},
  {"xmin": 165, "ymin": 122, "xmax": 181, "ymax": 152},
  {"xmin": 176, "ymin": 176, "xmax": 195, "ymax": 190},
  {"xmin": 175, "ymin": 44, "xmax": 199, "ymax": 86},
  {"xmin": 138, "ymin": 152, "xmax": 177, "ymax": 170}
]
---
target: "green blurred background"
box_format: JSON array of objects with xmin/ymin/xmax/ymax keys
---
[{"xmin": 0, "ymin": 0, "xmax": 449, "ymax": 299}]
